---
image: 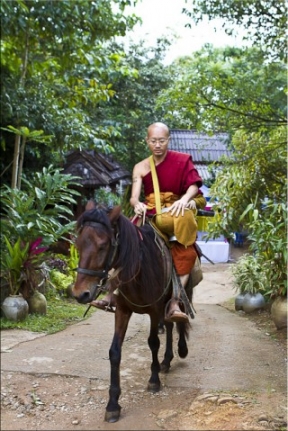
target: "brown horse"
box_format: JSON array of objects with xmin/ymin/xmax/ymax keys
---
[{"xmin": 72, "ymin": 202, "xmax": 194, "ymax": 423}]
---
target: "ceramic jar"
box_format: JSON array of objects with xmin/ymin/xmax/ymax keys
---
[
  {"xmin": 242, "ymin": 292, "xmax": 265, "ymax": 313},
  {"xmin": 1, "ymin": 294, "xmax": 29, "ymax": 322},
  {"xmin": 27, "ymin": 291, "xmax": 47, "ymax": 315},
  {"xmin": 271, "ymin": 296, "xmax": 287, "ymax": 330},
  {"xmin": 235, "ymin": 293, "xmax": 246, "ymax": 311}
]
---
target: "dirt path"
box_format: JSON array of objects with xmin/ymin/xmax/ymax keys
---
[{"xmin": 1, "ymin": 261, "xmax": 287, "ymax": 431}]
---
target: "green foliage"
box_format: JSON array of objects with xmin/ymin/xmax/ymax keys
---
[
  {"xmin": 231, "ymin": 254, "xmax": 268, "ymax": 295},
  {"xmin": 48, "ymin": 270, "xmax": 74, "ymax": 295},
  {"xmin": 67, "ymin": 244, "xmax": 79, "ymax": 281},
  {"xmin": 0, "ymin": 0, "xmax": 141, "ymax": 181},
  {"xmin": 207, "ymin": 128, "xmax": 286, "ymax": 238},
  {"xmin": 94, "ymin": 186, "xmax": 122, "ymax": 207},
  {"xmin": 205, "ymin": 127, "xmax": 287, "ymax": 299},
  {"xmin": 241, "ymin": 200, "xmax": 287, "ymax": 298},
  {"xmin": 183, "ymin": 0, "xmax": 287, "ymax": 60},
  {"xmin": 93, "ymin": 184, "xmax": 133, "ymax": 217},
  {"xmin": 0, "ymin": 166, "xmax": 82, "ymax": 296},
  {"xmin": 0, "ymin": 165, "xmax": 81, "ymax": 245},
  {"xmin": 46, "ymin": 245, "xmax": 80, "ymax": 295},
  {"xmin": 0, "ymin": 295, "xmax": 95, "ymax": 334},
  {"xmin": 1, "ymin": 235, "xmax": 50, "ymax": 296},
  {"xmin": 1, "ymin": 126, "xmax": 53, "ymax": 144},
  {"xmin": 1, "ymin": 237, "xmax": 29, "ymax": 295},
  {"xmin": 93, "ymin": 39, "xmax": 173, "ymax": 171},
  {"xmin": 158, "ymin": 46, "xmax": 286, "ymax": 133}
]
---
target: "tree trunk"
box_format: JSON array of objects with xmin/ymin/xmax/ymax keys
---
[
  {"xmin": 11, "ymin": 30, "xmax": 29, "ymax": 189},
  {"xmin": 17, "ymin": 136, "xmax": 27, "ymax": 189},
  {"xmin": 11, "ymin": 135, "xmax": 21, "ymax": 189}
]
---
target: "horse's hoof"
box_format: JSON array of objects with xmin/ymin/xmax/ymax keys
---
[
  {"xmin": 147, "ymin": 382, "xmax": 161, "ymax": 392},
  {"xmin": 105, "ymin": 410, "xmax": 121, "ymax": 423},
  {"xmin": 178, "ymin": 346, "xmax": 188, "ymax": 358},
  {"xmin": 160, "ymin": 362, "xmax": 171, "ymax": 373}
]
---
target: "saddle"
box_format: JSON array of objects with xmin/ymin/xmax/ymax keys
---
[{"xmin": 149, "ymin": 221, "xmax": 197, "ymax": 319}]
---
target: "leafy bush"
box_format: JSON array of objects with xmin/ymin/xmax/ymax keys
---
[
  {"xmin": 0, "ymin": 165, "xmax": 81, "ymax": 246},
  {"xmin": 93, "ymin": 184, "xmax": 133, "ymax": 217},
  {"xmin": 1, "ymin": 236, "xmax": 47, "ymax": 295},
  {"xmin": 44, "ymin": 246, "xmax": 79, "ymax": 297},
  {"xmin": 48, "ymin": 270, "xmax": 74, "ymax": 296},
  {"xmin": 241, "ymin": 199, "xmax": 287, "ymax": 298},
  {"xmin": 231, "ymin": 253, "xmax": 267, "ymax": 295},
  {"xmin": 0, "ymin": 166, "xmax": 81, "ymax": 298}
]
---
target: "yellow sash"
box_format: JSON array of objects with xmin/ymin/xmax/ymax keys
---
[{"xmin": 148, "ymin": 156, "xmax": 197, "ymax": 247}]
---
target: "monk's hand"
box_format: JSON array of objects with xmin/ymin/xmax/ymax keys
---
[
  {"xmin": 186, "ymin": 199, "xmax": 196, "ymax": 210},
  {"xmin": 134, "ymin": 202, "xmax": 147, "ymax": 217},
  {"xmin": 169, "ymin": 198, "xmax": 189, "ymax": 217}
]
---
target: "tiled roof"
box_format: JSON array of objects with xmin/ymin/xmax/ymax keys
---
[
  {"xmin": 63, "ymin": 150, "xmax": 131, "ymax": 188},
  {"xmin": 170, "ymin": 130, "xmax": 230, "ymax": 163},
  {"xmin": 170, "ymin": 130, "xmax": 231, "ymax": 181}
]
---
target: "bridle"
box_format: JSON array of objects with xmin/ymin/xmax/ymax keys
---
[{"xmin": 75, "ymin": 221, "xmax": 119, "ymax": 314}]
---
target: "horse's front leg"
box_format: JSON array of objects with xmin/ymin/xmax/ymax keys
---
[
  {"xmin": 147, "ymin": 315, "xmax": 162, "ymax": 392},
  {"xmin": 160, "ymin": 320, "xmax": 174, "ymax": 373},
  {"xmin": 105, "ymin": 308, "xmax": 132, "ymax": 423}
]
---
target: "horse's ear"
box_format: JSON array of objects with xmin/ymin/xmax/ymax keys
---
[
  {"xmin": 85, "ymin": 200, "xmax": 96, "ymax": 211},
  {"xmin": 108, "ymin": 205, "xmax": 122, "ymax": 223}
]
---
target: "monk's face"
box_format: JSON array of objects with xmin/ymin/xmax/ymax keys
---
[{"xmin": 146, "ymin": 124, "xmax": 170, "ymax": 158}]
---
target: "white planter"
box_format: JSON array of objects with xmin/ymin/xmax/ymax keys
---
[{"xmin": 1, "ymin": 294, "xmax": 29, "ymax": 322}]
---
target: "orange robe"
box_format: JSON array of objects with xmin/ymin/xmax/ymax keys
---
[{"xmin": 143, "ymin": 151, "xmax": 204, "ymax": 275}]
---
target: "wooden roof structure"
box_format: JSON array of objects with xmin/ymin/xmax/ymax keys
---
[
  {"xmin": 62, "ymin": 150, "xmax": 131, "ymax": 189},
  {"xmin": 169, "ymin": 130, "xmax": 231, "ymax": 181}
]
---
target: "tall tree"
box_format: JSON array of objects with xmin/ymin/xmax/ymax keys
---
[
  {"xmin": 0, "ymin": 0, "xmax": 139, "ymax": 186},
  {"xmin": 157, "ymin": 46, "xmax": 286, "ymax": 133},
  {"xmin": 92, "ymin": 38, "xmax": 173, "ymax": 172},
  {"xmin": 183, "ymin": 0, "xmax": 287, "ymax": 60}
]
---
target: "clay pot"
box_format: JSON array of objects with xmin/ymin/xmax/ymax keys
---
[
  {"xmin": 235, "ymin": 293, "xmax": 246, "ymax": 311},
  {"xmin": 242, "ymin": 292, "xmax": 265, "ymax": 313},
  {"xmin": 1, "ymin": 294, "xmax": 29, "ymax": 322},
  {"xmin": 271, "ymin": 297, "xmax": 287, "ymax": 330},
  {"xmin": 27, "ymin": 291, "xmax": 47, "ymax": 315}
]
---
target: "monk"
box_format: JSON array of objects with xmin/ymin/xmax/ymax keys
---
[{"xmin": 92, "ymin": 122, "xmax": 206, "ymax": 323}]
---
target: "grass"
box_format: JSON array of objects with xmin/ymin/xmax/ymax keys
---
[{"xmin": 0, "ymin": 295, "xmax": 97, "ymax": 334}]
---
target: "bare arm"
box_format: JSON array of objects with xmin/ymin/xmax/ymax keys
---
[{"xmin": 130, "ymin": 164, "xmax": 147, "ymax": 216}]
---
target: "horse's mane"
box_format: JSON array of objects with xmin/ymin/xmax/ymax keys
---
[
  {"xmin": 116, "ymin": 214, "xmax": 166, "ymax": 299},
  {"xmin": 77, "ymin": 208, "xmax": 113, "ymax": 238}
]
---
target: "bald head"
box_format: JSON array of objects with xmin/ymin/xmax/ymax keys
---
[{"xmin": 147, "ymin": 122, "xmax": 170, "ymax": 138}]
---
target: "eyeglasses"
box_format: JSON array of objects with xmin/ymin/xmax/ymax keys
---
[{"xmin": 147, "ymin": 138, "xmax": 169, "ymax": 146}]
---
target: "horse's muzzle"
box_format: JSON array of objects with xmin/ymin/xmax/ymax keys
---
[{"xmin": 73, "ymin": 290, "xmax": 93, "ymax": 304}]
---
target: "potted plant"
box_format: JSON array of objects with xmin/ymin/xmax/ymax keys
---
[
  {"xmin": 1, "ymin": 236, "xmax": 51, "ymax": 319},
  {"xmin": 231, "ymin": 253, "xmax": 266, "ymax": 313},
  {"xmin": 262, "ymin": 256, "xmax": 287, "ymax": 330},
  {"xmin": 1, "ymin": 236, "xmax": 30, "ymax": 321},
  {"xmin": 237, "ymin": 199, "xmax": 287, "ymax": 327}
]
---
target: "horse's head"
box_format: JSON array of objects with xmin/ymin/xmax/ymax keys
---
[{"xmin": 72, "ymin": 201, "xmax": 121, "ymax": 304}]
